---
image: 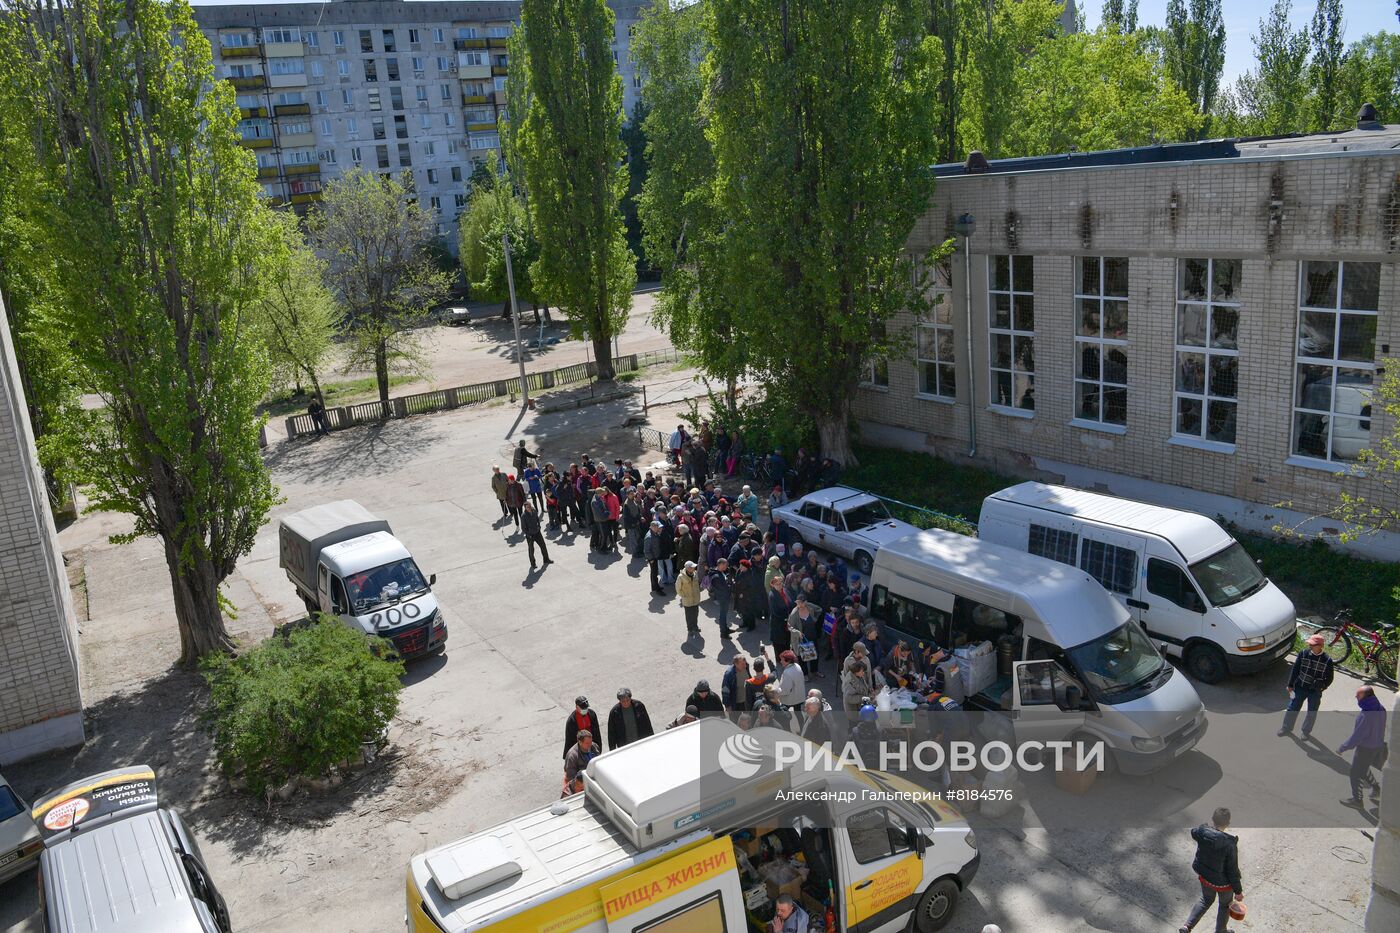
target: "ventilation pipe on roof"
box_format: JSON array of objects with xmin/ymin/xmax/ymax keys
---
[
  {"xmin": 965, "ymin": 151, "xmax": 990, "ymax": 174},
  {"xmin": 1357, "ymin": 103, "xmax": 1381, "ymax": 131}
]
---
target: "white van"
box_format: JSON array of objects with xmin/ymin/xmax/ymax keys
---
[
  {"xmin": 978, "ymin": 483, "xmax": 1297, "ymax": 683},
  {"xmin": 870, "ymin": 530, "xmax": 1207, "ymax": 775}
]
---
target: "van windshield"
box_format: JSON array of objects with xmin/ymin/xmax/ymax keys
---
[
  {"xmin": 344, "ymin": 559, "xmax": 429, "ymax": 612},
  {"xmin": 1065, "ymin": 622, "xmax": 1167, "ymax": 701},
  {"xmin": 1189, "ymin": 542, "xmax": 1266, "ymax": 607}
]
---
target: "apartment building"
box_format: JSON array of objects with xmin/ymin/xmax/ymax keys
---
[
  {"xmin": 854, "ymin": 109, "xmax": 1400, "ymax": 558},
  {"xmin": 192, "ymin": 0, "xmax": 646, "ymax": 242}
]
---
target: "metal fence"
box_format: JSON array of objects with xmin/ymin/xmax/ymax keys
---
[{"xmin": 285, "ymin": 347, "xmax": 680, "ymax": 440}]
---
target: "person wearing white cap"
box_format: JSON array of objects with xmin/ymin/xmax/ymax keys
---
[
  {"xmin": 677, "ymin": 560, "xmax": 703, "ymax": 636},
  {"xmin": 1278, "ymin": 632, "xmax": 1336, "ymax": 737}
]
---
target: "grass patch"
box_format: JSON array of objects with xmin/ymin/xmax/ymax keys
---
[
  {"xmin": 262, "ymin": 375, "xmax": 415, "ymax": 417},
  {"xmin": 847, "ymin": 442, "xmax": 1399, "ymax": 628}
]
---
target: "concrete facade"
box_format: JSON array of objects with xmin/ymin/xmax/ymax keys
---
[
  {"xmin": 854, "ymin": 124, "xmax": 1400, "ymax": 557},
  {"xmin": 193, "ymin": 0, "xmax": 647, "ymax": 245},
  {"xmin": 0, "ymin": 293, "xmax": 84, "ymax": 765}
]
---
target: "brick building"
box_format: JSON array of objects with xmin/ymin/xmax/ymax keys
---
[
  {"xmin": 854, "ymin": 110, "xmax": 1400, "ymax": 558},
  {"xmin": 0, "ymin": 293, "xmax": 84, "ymax": 764}
]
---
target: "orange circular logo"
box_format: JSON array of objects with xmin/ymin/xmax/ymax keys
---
[{"xmin": 43, "ymin": 797, "xmax": 90, "ymax": 832}]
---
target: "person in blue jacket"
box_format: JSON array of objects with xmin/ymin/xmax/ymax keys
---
[{"xmin": 1338, "ymin": 685, "xmax": 1388, "ymax": 808}]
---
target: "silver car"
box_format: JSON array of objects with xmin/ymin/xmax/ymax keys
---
[
  {"xmin": 773, "ymin": 486, "xmax": 920, "ymax": 575},
  {"xmin": 0, "ymin": 771, "xmax": 41, "ymax": 883}
]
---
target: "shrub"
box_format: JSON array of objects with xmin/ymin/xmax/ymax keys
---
[{"xmin": 200, "ymin": 616, "xmax": 404, "ymax": 798}]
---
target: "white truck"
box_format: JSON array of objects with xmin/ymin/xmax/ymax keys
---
[{"xmin": 279, "ymin": 501, "xmax": 447, "ymax": 660}]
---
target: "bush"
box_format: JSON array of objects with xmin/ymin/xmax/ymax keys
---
[{"xmin": 200, "ymin": 616, "xmax": 404, "ymax": 799}]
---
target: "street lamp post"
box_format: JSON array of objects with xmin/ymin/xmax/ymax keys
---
[
  {"xmin": 953, "ymin": 212, "xmax": 977, "ymax": 457},
  {"xmin": 503, "ymin": 231, "xmax": 530, "ymax": 409}
]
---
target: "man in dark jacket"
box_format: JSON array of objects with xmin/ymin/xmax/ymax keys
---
[
  {"xmin": 1279, "ymin": 633, "xmax": 1336, "ymax": 737},
  {"xmin": 563, "ymin": 696, "xmax": 603, "ymax": 758},
  {"xmin": 504, "ymin": 474, "xmax": 527, "ymax": 529},
  {"xmin": 708, "ymin": 559, "xmax": 736, "ymax": 638},
  {"xmin": 687, "ymin": 680, "xmax": 726, "ymax": 718},
  {"xmin": 1180, "ymin": 807, "xmax": 1242, "ymax": 933},
  {"xmin": 512, "ymin": 439, "xmax": 538, "ymax": 474},
  {"xmin": 1338, "ymin": 685, "xmax": 1388, "ymax": 807},
  {"xmin": 520, "ymin": 502, "xmax": 552, "ymax": 570},
  {"xmin": 607, "ymin": 688, "xmax": 655, "ymax": 749}
]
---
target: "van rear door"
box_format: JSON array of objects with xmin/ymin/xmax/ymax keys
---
[{"xmin": 598, "ymin": 836, "xmax": 747, "ymax": 932}]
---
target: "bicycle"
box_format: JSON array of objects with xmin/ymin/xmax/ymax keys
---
[
  {"xmin": 741, "ymin": 452, "xmax": 771, "ymax": 487},
  {"xmin": 1316, "ymin": 610, "xmax": 1398, "ymax": 688}
]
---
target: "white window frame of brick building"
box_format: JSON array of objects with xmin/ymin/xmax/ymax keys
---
[
  {"xmin": 1290, "ymin": 260, "xmax": 1380, "ymax": 468},
  {"xmin": 1173, "ymin": 258, "xmax": 1240, "ymax": 449},
  {"xmin": 269, "ymin": 58, "xmax": 305, "ymax": 77},
  {"xmin": 988, "ymin": 254, "xmax": 1035, "ymax": 414},
  {"xmin": 915, "ymin": 257, "xmax": 955, "ymax": 402},
  {"xmin": 332, "ymin": 30, "xmax": 345, "ymax": 50},
  {"xmin": 858, "ymin": 319, "xmax": 890, "ymax": 389},
  {"xmin": 309, "ymin": 60, "xmax": 325, "ymax": 79},
  {"xmin": 434, "ymin": 28, "xmax": 445, "ymax": 43},
  {"xmin": 337, "ymin": 60, "xmax": 351, "ymax": 78},
  {"xmin": 350, "ymin": 146, "xmax": 363, "ymax": 165},
  {"xmin": 314, "ymin": 90, "xmax": 328, "ymax": 107},
  {"xmin": 305, "ymin": 31, "xmax": 319, "ymax": 49},
  {"xmin": 1073, "ymin": 256, "xmax": 1129, "ymax": 431}
]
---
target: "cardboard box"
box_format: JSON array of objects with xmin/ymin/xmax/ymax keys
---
[
  {"xmin": 800, "ymin": 892, "xmax": 826, "ymax": 919},
  {"xmin": 739, "ymin": 834, "xmax": 762, "ymax": 859},
  {"xmin": 1055, "ymin": 764, "xmax": 1097, "ymax": 795}
]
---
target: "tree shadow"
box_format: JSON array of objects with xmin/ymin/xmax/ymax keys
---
[{"xmin": 262, "ymin": 417, "xmax": 441, "ymax": 485}]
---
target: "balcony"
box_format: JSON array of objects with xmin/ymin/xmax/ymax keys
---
[
  {"xmin": 462, "ymin": 94, "xmax": 488, "ymax": 104},
  {"xmin": 230, "ymin": 76, "xmax": 266, "ymax": 90},
  {"xmin": 488, "ymin": 37, "xmax": 510, "ymax": 49},
  {"xmin": 284, "ymin": 162, "xmax": 320, "ymax": 175},
  {"xmin": 454, "ymin": 38, "xmax": 487, "ymax": 50},
  {"xmin": 265, "ymin": 195, "xmax": 287, "ymax": 206},
  {"xmin": 263, "ymin": 41, "xmax": 305, "ymax": 58},
  {"xmin": 239, "ymin": 105, "xmax": 268, "ymax": 118},
  {"xmin": 274, "ymin": 102, "xmax": 310, "ymax": 116},
  {"xmin": 239, "ymin": 137, "xmax": 274, "ymax": 148},
  {"xmin": 468, "ymin": 122, "xmax": 496, "ymax": 132},
  {"xmin": 491, "ymin": 65, "xmax": 508, "ymax": 76},
  {"xmin": 289, "ymin": 191, "xmax": 322, "ymax": 205},
  {"xmin": 279, "ymin": 132, "xmax": 316, "ymax": 148},
  {"xmin": 221, "ymin": 46, "xmax": 259, "ymax": 59},
  {"xmin": 258, "ymin": 165, "xmax": 280, "ymax": 178}
]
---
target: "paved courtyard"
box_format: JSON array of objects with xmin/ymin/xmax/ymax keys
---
[{"xmin": 0, "ymin": 381, "xmax": 1390, "ymax": 932}]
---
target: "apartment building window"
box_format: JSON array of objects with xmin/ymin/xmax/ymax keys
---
[
  {"xmin": 492, "ymin": 54, "xmax": 508, "ymax": 68},
  {"xmin": 424, "ymin": 140, "xmax": 435, "ymax": 156},
  {"xmin": 451, "ymin": 165, "xmax": 463, "ymax": 183},
  {"xmin": 412, "ymin": 57, "xmax": 425, "ymax": 76},
  {"xmin": 447, "ymin": 138, "xmax": 458, "ymax": 154},
  {"xmin": 269, "ymin": 59, "xmax": 305, "ymax": 76},
  {"xmin": 274, "ymin": 91, "xmax": 305, "ymax": 106},
  {"xmin": 264, "ymin": 27, "xmax": 300, "ymax": 44},
  {"xmin": 470, "ymin": 133, "xmax": 500, "ymax": 150},
  {"xmin": 376, "ymin": 145, "xmax": 390, "ymax": 168},
  {"xmin": 280, "ymin": 120, "xmax": 311, "ymax": 136},
  {"xmin": 332, "ymin": 31, "xmax": 345, "ymax": 50},
  {"xmin": 236, "ymin": 93, "xmax": 261, "ymax": 108},
  {"xmin": 337, "ymin": 60, "xmax": 350, "ymax": 77},
  {"xmin": 416, "ymin": 85, "xmax": 429, "ymax": 102},
  {"xmin": 461, "ymin": 52, "xmax": 487, "ymax": 67},
  {"xmin": 360, "ymin": 30, "xmax": 374, "ymax": 53},
  {"xmin": 398, "ymin": 143, "xmax": 412, "ymax": 166},
  {"xmin": 318, "ymin": 149, "xmax": 337, "ymax": 165},
  {"xmin": 314, "ymin": 90, "xmax": 328, "ymax": 107},
  {"xmin": 346, "ymin": 117, "xmax": 358, "ymax": 137},
  {"xmin": 221, "ymin": 33, "xmax": 255, "ymax": 48},
  {"xmin": 350, "ymin": 146, "xmax": 362, "ymax": 165},
  {"xmin": 255, "ymin": 152, "xmax": 278, "ymax": 168},
  {"xmin": 493, "ymin": 76, "xmax": 507, "ymax": 92},
  {"xmin": 390, "ymin": 86, "xmax": 404, "ymax": 110},
  {"xmin": 429, "ymin": 196, "xmax": 442, "ymax": 212},
  {"xmin": 386, "ymin": 58, "xmax": 400, "ymax": 81},
  {"xmin": 860, "ymin": 321, "xmax": 890, "ymax": 388},
  {"xmin": 465, "ymin": 108, "xmax": 492, "ymax": 124},
  {"xmin": 288, "ymin": 178, "xmax": 320, "ymax": 196},
  {"xmin": 319, "ymin": 119, "xmax": 331, "ymax": 135},
  {"xmin": 363, "ymin": 60, "xmax": 378, "ymax": 82},
  {"xmin": 225, "ymin": 64, "xmax": 259, "ymax": 79},
  {"xmin": 366, "ymin": 88, "xmax": 380, "ymax": 110},
  {"xmin": 454, "ymin": 193, "xmax": 467, "ymax": 208},
  {"xmin": 284, "ymin": 148, "xmax": 317, "ymax": 165},
  {"xmin": 409, "ymin": 29, "xmax": 421, "ymax": 45},
  {"xmin": 464, "ymin": 80, "xmax": 488, "ymax": 96},
  {"xmin": 488, "ymin": 25, "xmax": 513, "ymax": 38},
  {"xmin": 633, "ymin": 73, "xmax": 642, "ymax": 90},
  {"xmin": 419, "ymin": 113, "xmax": 431, "ymax": 130},
  {"xmin": 433, "ymin": 28, "xmax": 445, "ymax": 43},
  {"xmin": 238, "ymin": 118, "xmax": 272, "ymax": 139},
  {"xmin": 383, "ymin": 29, "xmax": 397, "ymax": 52},
  {"xmin": 394, "ymin": 114, "xmax": 408, "ymax": 138},
  {"xmin": 1074, "ymin": 256, "xmax": 1129, "ymax": 427},
  {"xmin": 457, "ymin": 27, "xmax": 478, "ymax": 39},
  {"xmin": 305, "ymin": 31, "xmax": 319, "ymax": 49},
  {"xmin": 372, "ymin": 117, "xmax": 386, "ymax": 139},
  {"xmin": 1174, "ymin": 258, "xmax": 1240, "ymax": 447},
  {"xmin": 437, "ymin": 56, "xmax": 451, "ymax": 72},
  {"xmin": 612, "ymin": 50, "xmax": 618, "ymax": 64},
  {"xmin": 427, "ymin": 168, "xmax": 439, "ymax": 184},
  {"xmin": 310, "ymin": 61, "xmax": 325, "ymax": 78},
  {"xmin": 989, "ymin": 255, "xmax": 1035, "ymax": 412},
  {"xmin": 1292, "ymin": 260, "xmax": 1380, "ymax": 464},
  {"xmin": 441, "ymin": 83, "xmax": 452, "ymax": 100},
  {"xmin": 916, "ymin": 259, "xmax": 955, "ymax": 400}
]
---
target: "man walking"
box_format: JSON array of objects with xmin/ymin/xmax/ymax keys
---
[
  {"xmin": 512, "ymin": 439, "xmax": 538, "ymax": 474},
  {"xmin": 677, "ymin": 561, "xmax": 703, "ymax": 636},
  {"xmin": 607, "ymin": 688, "xmax": 655, "ymax": 749},
  {"xmin": 521, "ymin": 502, "xmax": 552, "ymax": 570},
  {"xmin": 644, "ymin": 521, "xmax": 665, "ymax": 594},
  {"xmin": 1278, "ymin": 633, "xmax": 1335, "ymax": 737},
  {"xmin": 1180, "ymin": 807, "xmax": 1242, "ymax": 933},
  {"xmin": 504, "ymin": 474, "xmax": 527, "ymax": 529},
  {"xmin": 1338, "ymin": 685, "xmax": 1387, "ymax": 808},
  {"xmin": 490, "ymin": 465, "xmax": 509, "ymax": 519}
]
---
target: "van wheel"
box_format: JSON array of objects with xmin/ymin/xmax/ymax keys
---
[
  {"xmin": 911, "ymin": 878, "xmax": 959, "ymax": 932},
  {"xmin": 1185, "ymin": 644, "xmax": 1228, "ymax": 684},
  {"xmin": 855, "ymin": 550, "xmax": 874, "ymax": 576}
]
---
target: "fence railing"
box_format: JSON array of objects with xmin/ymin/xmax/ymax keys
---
[{"xmin": 285, "ymin": 347, "xmax": 680, "ymax": 440}]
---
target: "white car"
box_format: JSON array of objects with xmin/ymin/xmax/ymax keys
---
[
  {"xmin": 773, "ymin": 486, "xmax": 919, "ymax": 575},
  {"xmin": 0, "ymin": 771, "xmax": 41, "ymax": 884},
  {"xmin": 439, "ymin": 306, "xmax": 472, "ymax": 326}
]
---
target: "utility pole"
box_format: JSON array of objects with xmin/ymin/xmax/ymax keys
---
[{"xmin": 503, "ymin": 231, "xmax": 529, "ymax": 409}]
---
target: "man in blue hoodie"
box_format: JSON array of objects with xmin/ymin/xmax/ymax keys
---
[
  {"xmin": 1180, "ymin": 807, "xmax": 1242, "ymax": 933},
  {"xmin": 1338, "ymin": 685, "xmax": 1387, "ymax": 808}
]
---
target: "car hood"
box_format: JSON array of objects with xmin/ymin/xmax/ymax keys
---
[
  {"xmin": 847, "ymin": 520, "xmax": 921, "ymax": 548},
  {"xmin": 352, "ymin": 591, "xmax": 439, "ymax": 636},
  {"xmin": 1219, "ymin": 582, "xmax": 1295, "ymax": 640},
  {"xmin": 1102, "ymin": 666, "xmax": 1205, "ymax": 738},
  {"xmin": 0, "ymin": 812, "xmax": 39, "ymax": 855}
]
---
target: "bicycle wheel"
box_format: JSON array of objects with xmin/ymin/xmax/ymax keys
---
[
  {"xmin": 1317, "ymin": 627, "xmax": 1352, "ymax": 665},
  {"xmin": 1372, "ymin": 644, "xmax": 1398, "ymax": 688}
]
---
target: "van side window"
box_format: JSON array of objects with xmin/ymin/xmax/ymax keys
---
[
  {"xmin": 952, "ymin": 596, "xmax": 1020, "ymax": 647},
  {"xmin": 1028, "ymin": 523, "xmax": 1078, "ymax": 566},
  {"xmin": 1079, "ymin": 539, "xmax": 1137, "ymax": 594},
  {"xmin": 330, "ymin": 576, "xmax": 349, "ymax": 614},
  {"xmin": 869, "ymin": 585, "xmax": 889, "ymax": 621},
  {"xmin": 846, "ymin": 807, "xmax": 914, "ymax": 864},
  {"xmin": 884, "ymin": 591, "xmax": 951, "ymax": 647},
  {"xmin": 1147, "ymin": 558, "xmax": 1205, "ymax": 612},
  {"xmin": 1027, "ymin": 636, "xmax": 1061, "ymax": 661}
]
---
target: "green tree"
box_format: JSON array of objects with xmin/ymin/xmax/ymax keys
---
[
  {"xmin": 1336, "ymin": 33, "xmax": 1400, "ymax": 124},
  {"xmin": 955, "ymin": 0, "xmax": 1065, "ymax": 159},
  {"xmin": 1162, "ymin": 0, "xmax": 1227, "ymax": 135},
  {"xmin": 458, "ymin": 179, "xmax": 551, "ymax": 325},
  {"xmin": 0, "ymin": 0, "xmax": 279, "ymax": 663},
  {"xmin": 699, "ymin": 0, "xmax": 944, "ymax": 464},
  {"xmin": 621, "ymin": 103, "xmax": 653, "ymax": 278},
  {"xmin": 1308, "ymin": 0, "xmax": 1346, "ymax": 130},
  {"xmin": 1102, "ymin": 0, "xmax": 1140, "ymax": 32},
  {"xmin": 516, "ymin": 0, "xmax": 636, "ymax": 380},
  {"xmin": 252, "ymin": 212, "xmax": 339, "ymax": 401},
  {"xmin": 307, "ymin": 169, "xmax": 450, "ymax": 405},
  {"xmin": 1233, "ymin": 0, "xmax": 1312, "ymax": 135},
  {"xmin": 1002, "ymin": 26, "xmax": 1202, "ymax": 156}
]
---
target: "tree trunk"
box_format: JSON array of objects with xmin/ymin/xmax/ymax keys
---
[
  {"xmin": 814, "ymin": 403, "xmax": 857, "ymax": 467},
  {"xmin": 531, "ymin": 301, "xmax": 541, "ymax": 326},
  {"xmin": 163, "ymin": 537, "xmax": 234, "ymax": 666},
  {"xmin": 500, "ymin": 298, "xmax": 512, "ymax": 320},
  {"xmin": 593, "ymin": 332, "xmax": 615, "ymax": 381},
  {"xmin": 375, "ymin": 338, "xmax": 390, "ymax": 405},
  {"xmin": 542, "ymin": 304, "xmax": 553, "ymax": 324},
  {"xmin": 726, "ymin": 374, "xmax": 738, "ymax": 410}
]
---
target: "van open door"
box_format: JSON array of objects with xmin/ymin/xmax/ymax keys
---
[
  {"xmin": 598, "ymin": 836, "xmax": 747, "ymax": 933},
  {"xmin": 1010, "ymin": 660, "xmax": 1088, "ymax": 746},
  {"xmin": 836, "ymin": 805, "xmax": 928, "ymax": 933}
]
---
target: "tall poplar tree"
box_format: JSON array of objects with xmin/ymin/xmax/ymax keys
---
[
  {"xmin": 516, "ymin": 0, "xmax": 636, "ymax": 380},
  {"xmin": 1234, "ymin": 0, "xmax": 1312, "ymax": 135},
  {"xmin": 0, "ymin": 0, "xmax": 278, "ymax": 662},
  {"xmin": 1163, "ymin": 0, "xmax": 1227, "ymax": 135},
  {"xmin": 1308, "ymin": 0, "xmax": 1346, "ymax": 130}
]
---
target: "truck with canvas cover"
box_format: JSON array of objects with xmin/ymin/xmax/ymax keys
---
[
  {"xmin": 406, "ymin": 718, "xmax": 979, "ymax": 933},
  {"xmin": 279, "ymin": 500, "xmax": 446, "ymax": 659}
]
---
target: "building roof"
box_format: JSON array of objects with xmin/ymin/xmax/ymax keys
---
[{"xmin": 932, "ymin": 115, "xmax": 1400, "ymax": 179}]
